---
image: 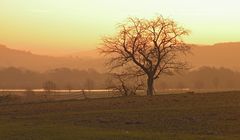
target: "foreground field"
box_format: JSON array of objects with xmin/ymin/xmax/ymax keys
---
[{"xmin": 0, "ymin": 91, "xmax": 240, "ymax": 140}]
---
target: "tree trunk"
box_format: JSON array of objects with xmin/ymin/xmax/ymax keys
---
[{"xmin": 147, "ymin": 76, "xmax": 154, "ymax": 96}]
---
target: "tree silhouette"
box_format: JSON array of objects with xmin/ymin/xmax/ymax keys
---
[
  {"xmin": 43, "ymin": 80, "xmax": 56, "ymax": 95},
  {"xmin": 112, "ymin": 72, "xmax": 144, "ymax": 96},
  {"xmin": 100, "ymin": 16, "xmax": 190, "ymax": 96},
  {"xmin": 84, "ymin": 78, "xmax": 95, "ymax": 90}
]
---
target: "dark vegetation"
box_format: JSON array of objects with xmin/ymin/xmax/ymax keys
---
[
  {"xmin": 0, "ymin": 67, "xmax": 106, "ymax": 89},
  {"xmin": 156, "ymin": 66, "xmax": 240, "ymax": 90},
  {"xmin": 0, "ymin": 91, "xmax": 240, "ymax": 139},
  {"xmin": 0, "ymin": 66, "xmax": 240, "ymax": 90}
]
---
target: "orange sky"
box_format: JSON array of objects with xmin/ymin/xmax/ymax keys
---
[{"xmin": 0, "ymin": 0, "xmax": 240, "ymax": 56}]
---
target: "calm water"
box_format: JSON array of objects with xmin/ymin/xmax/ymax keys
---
[{"xmin": 0, "ymin": 88, "xmax": 239, "ymax": 94}]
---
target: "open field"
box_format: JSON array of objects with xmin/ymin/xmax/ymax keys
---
[
  {"xmin": 1, "ymin": 89, "xmax": 239, "ymax": 103},
  {"xmin": 0, "ymin": 91, "xmax": 240, "ymax": 140}
]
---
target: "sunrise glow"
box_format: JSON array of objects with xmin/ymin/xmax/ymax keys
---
[{"xmin": 0, "ymin": 0, "xmax": 240, "ymax": 55}]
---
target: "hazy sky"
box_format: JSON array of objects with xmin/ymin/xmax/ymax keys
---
[{"xmin": 0, "ymin": 0, "xmax": 240, "ymax": 55}]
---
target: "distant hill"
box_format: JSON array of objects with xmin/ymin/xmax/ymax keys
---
[
  {"xmin": 0, "ymin": 42, "xmax": 240, "ymax": 72},
  {"xmin": 189, "ymin": 42, "xmax": 240, "ymax": 71},
  {"xmin": 68, "ymin": 49, "xmax": 102, "ymax": 59},
  {"xmin": 0, "ymin": 44, "xmax": 105, "ymax": 72},
  {"xmin": 72, "ymin": 42, "xmax": 240, "ymax": 71}
]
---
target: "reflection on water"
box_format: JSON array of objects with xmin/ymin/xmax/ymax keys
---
[
  {"xmin": 0, "ymin": 89, "xmax": 113, "ymax": 93},
  {"xmin": 1, "ymin": 88, "xmax": 239, "ymax": 94}
]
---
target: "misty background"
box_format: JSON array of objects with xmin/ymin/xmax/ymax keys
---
[{"xmin": 0, "ymin": 42, "xmax": 240, "ymax": 90}]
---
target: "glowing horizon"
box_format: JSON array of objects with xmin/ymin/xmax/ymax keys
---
[{"xmin": 0, "ymin": 0, "xmax": 240, "ymax": 55}]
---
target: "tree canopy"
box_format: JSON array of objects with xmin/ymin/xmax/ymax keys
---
[{"xmin": 100, "ymin": 16, "xmax": 191, "ymax": 96}]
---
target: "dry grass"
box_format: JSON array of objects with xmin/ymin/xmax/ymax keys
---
[{"xmin": 0, "ymin": 91, "xmax": 240, "ymax": 139}]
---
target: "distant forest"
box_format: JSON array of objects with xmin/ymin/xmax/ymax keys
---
[{"xmin": 0, "ymin": 67, "xmax": 240, "ymax": 90}]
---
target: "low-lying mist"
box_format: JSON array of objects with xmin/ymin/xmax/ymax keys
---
[{"xmin": 0, "ymin": 66, "xmax": 240, "ymax": 90}]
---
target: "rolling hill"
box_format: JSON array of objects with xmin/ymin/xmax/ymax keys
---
[
  {"xmin": 189, "ymin": 42, "xmax": 240, "ymax": 70},
  {"xmin": 0, "ymin": 44, "xmax": 105, "ymax": 72},
  {"xmin": 0, "ymin": 42, "xmax": 240, "ymax": 72}
]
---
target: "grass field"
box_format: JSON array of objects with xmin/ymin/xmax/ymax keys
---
[{"xmin": 0, "ymin": 91, "xmax": 240, "ymax": 140}]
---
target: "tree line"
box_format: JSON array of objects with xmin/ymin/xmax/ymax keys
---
[
  {"xmin": 0, "ymin": 66, "xmax": 240, "ymax": 90},
  {"xmin": 0, "ymin": 67, "xmax": 106, "ymax": 89}
]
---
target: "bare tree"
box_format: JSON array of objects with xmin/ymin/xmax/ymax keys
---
[
  {"xmin": 43, "ymin": 80, "xmax": 56, "ymax": 97},
  {"xmin": 100, "ymin": 16, "xmax": 190, "ymax": 96},
  {"xmin": 66, "ymin": 84, "xmax": 73, "ymax": 94},
  {"xmin": 84, "ymin": 78, "xmax": 95, "ymax": 90},
  {"xmin": 112, "ymin": 72, "xmax": 144, "ymax": 96},
  {"xmin": 81, "ymin": 88, "xmax": 88, "ymax": 99},
  {"xmin": 78, "ymin": 82, "xmax": 88, "ymax": 100}
]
